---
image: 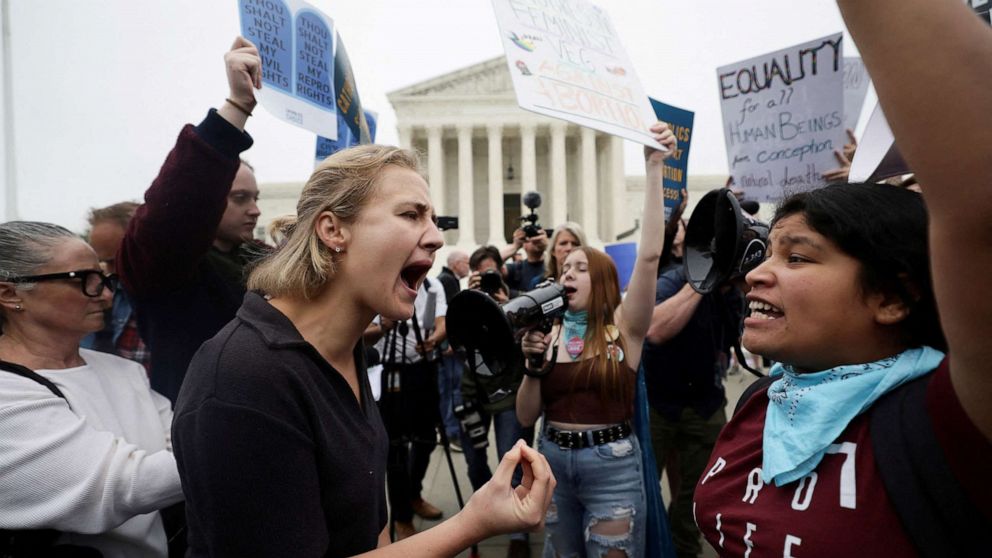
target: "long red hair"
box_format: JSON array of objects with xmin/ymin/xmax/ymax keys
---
[{"xmin": 569, "ymin": 247, "xmax": 631, "ymax": 407}]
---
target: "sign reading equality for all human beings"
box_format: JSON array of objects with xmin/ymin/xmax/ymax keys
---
[
  {"xmin": 238, "ymin": 0, "xmax": 338, "ymax": 139},
  {"xmin": 718, "ymin": 33, "xmax": 846, "ymax": 202},
  {"xmin": 491, "ymin": 0, "xmax": 662, "ymax": 149}
]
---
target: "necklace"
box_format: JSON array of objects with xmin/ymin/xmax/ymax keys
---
[{"xmin": 562, "ymin": 310, "xmax": 587, "ymax": 360}]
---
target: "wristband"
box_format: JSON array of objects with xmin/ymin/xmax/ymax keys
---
[{"xmin": 225, "ymin": 98, "xmax": 254, "ymax": 117}]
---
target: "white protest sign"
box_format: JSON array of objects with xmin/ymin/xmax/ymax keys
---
[
  {"xmin": 491, "ymin": 0, "xmax": 661, "ymax": 149},
  {"xmin": 718, "ymin": 33, "xmax": 846, "ymax": 202},
  {"xmin": 843, "ymin": 57, "xmax": 870, "ymax": 131},
  {"xmin": 239, "ymin": 0, "xmax": 338, "ymax": 139},
  {"xmin": 848, "ymin": 101, "xmax": 908, "ymax": 182}
]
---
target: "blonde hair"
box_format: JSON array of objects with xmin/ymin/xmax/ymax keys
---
[
  {"xmin": 248, "ymin": 145, "xmax": 423, "ymax": 299},
  {"xmin": 546, "ymin": 222, "xmax": 587, "ymax": 281}
]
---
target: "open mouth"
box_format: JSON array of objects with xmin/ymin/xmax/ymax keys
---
[
  {"xmin": 400, "ymin": 262, "xmax": 432, "ymax": 293},
  {"xmin": 748, "ymin": 300, "xmax": 783, "ymax": 320},
  {"xmin": 563, "ymin": 285, "xmax": 577, "ymax": 295}
]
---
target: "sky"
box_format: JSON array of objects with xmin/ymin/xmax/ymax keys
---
[{"xmin": 0, "ymin": 0, "xmax": 856, "ymax": 231}]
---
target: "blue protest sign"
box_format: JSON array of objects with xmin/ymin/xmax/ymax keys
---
[
  {"xmin": 315, "ymin": 111, "xmax": 378, "ymax": 166},
  {"xmin": 604, "ymin": 242, "xmax": 637, "ymax": 292},
  {"xmin": 649, "ymin": 98, "xmax": 694, "ymax": 221},
  {"xmin": 238, "ymin": 0, "xmax": 338, "ymax": 138}
]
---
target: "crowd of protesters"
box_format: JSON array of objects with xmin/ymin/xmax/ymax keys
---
[{"xmin": 2, "ymin": 0, "xmax": 992, "ymax": 556}]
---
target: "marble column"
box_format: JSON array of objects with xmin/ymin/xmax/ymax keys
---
[
  {"xmin": 550, "ymin": 122, "xmax": 568, "ymax": 226},
  {"xmin": 397, "ymin": 125, "xmax": 412, "ymax": 149},
  {"xmin": 487, "ymin": 124, "xmax": 505, "ymax": 246},
  {"xmin": 609, "ymin": 135, "xmax": 626, "ymax": 242},
  {"xmin": 457, "ymin": 124, "xmax": 476, "ymax": 247},
  {"xmin": 426, "ymin": 125, "xmax": 445, "ymax": 215},
  {"xmin": 580, "ymin": 127, "xmax": 601, "ymax": 245},
  {"xmin": 520, "ymin": 123, "xmax": 537, "ymax": 220}
]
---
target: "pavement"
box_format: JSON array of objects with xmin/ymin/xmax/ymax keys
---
[{"xmin": 409, "ymin": 370, "xmax": 760, "ymax": 557}]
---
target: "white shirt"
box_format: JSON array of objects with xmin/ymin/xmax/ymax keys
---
[{"xmin": 0, "ymin": 349, "xmax": 183, "ymax": 558}]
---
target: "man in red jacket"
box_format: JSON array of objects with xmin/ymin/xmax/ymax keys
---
[{"xmin": 118, "ymin": 37, "xmax": 264, "ymax": 403}]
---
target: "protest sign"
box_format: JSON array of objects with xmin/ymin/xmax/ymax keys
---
[
  {"xmin": 604, "ymin": 242, "xmax": 636, "ymax": 292},
  {"xmin": 649, "ymin": 98, "xmax": 694, "ymax": 221},
  {"xmin": 850, "ymin": 1, "xmax": 990, "ymax": 182},
  {"xmin": 969, "ymin": 0, "xmax": 992, "ymax": 24},
  {"xmin": 315, "ymin": 111, "xmax": 377, "ymax": 167},
  {"xmin": 848, "ymin": 102, "xmax": 908, "ymax": 183},
  {"xmin": 239, "ymin": 0, "xmax": 338, "ymax": 139},
  {"xmin": 491, "ymin": 0, "xmax": 662, "ymax": 149},
  {"xmin": 718, "ymin": 33, "xmax": 846, "ymax": 202},
  {"xmin": 843, "ymin": 57, "xmax": 870, "ymax": 131}
]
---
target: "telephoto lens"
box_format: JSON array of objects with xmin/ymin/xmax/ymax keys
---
[{"xmin": 453, "ymin": 401, "xmax": 489, "ymax": 449}]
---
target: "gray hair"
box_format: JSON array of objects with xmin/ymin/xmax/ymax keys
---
[
  {"xmin": 446, "ymin": 250, "xmax": 468, "ymax": 268},
  {"xmin": 0, "ymin": 221, "xmax": 77, "ymax": 331}
]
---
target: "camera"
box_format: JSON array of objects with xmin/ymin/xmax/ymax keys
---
[
  {"xmin": 478, "ymin": 270, "xmax": 504, "ymax": 297},
  {"xmin": 437, "ymin": 216, "xmax": 458, "ymax": 231},
  {"xmin": 453, "ymin": 400, "xmax": 488, "ymax": 449},
  {"xmin": 520, "ymin": 191, "xmax": 544, "ymax": 238}
]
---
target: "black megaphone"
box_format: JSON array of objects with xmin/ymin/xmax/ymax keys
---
[
  {"xmin": 683, "ymin": 188, "xmax": 769, "ymax": 294},
  {"xmin": 446, "ymin": 282, "xmax": 568, "ymax": 377}
]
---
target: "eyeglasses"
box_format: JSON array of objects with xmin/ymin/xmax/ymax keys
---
[{"xmin": 5, "ymin": 269, "xmax": 116, "ymax": 298}]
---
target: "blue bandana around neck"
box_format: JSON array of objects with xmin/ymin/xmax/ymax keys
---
[
  {"xmin": 762, "ymin": 345, "xmax": 945, "ymax": 486},
  {"xmin": 563, "ymin": 310, "xmax": 588, "ymax": 346}
]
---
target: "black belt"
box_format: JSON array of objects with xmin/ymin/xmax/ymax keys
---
[{"xmin": 545, "ymin": 422, "xmax": 632, "ymax": 449}]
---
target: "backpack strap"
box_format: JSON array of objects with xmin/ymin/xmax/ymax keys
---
[
  {"xmin": 870, "ymin": 373, "xmax": 988, "ymax": 557},
  {"xmin": 732, "ymin": 374, "xmax": 776, "ymax": 417},
  {"xmin": 0, "ymin": 360, "xmax": 68, "ymax": 401}
]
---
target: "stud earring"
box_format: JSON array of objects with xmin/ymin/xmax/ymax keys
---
[
  {"xmin": 334, "ymin": 247, "xmax": 342, "ymax": 253},
  {"xmin": 14, "ymin": 304, "xmax": 22, "ymax": 311}
]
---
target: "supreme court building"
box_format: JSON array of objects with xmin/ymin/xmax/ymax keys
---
[{"xmin": 256, "ymin": 56, "xmax": 727, "ymax": 255}]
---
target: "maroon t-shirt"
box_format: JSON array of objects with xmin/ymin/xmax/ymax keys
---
[{"xmin": 693, "ymin": 361, "xmax": 992, "ymax": 556}]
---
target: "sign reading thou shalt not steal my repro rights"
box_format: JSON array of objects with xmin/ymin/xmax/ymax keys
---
[
  {"xmin": 718, "ymin": 33, "xmax": 846, "ymax": 202},
  {"xmin": 239, "ymin": 0, "xmax": 339, "ymax": 139}
]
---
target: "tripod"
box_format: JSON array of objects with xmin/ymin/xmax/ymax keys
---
[{"xmin": 380, "ymin": 318, "xmax": 479, "ymax": 557}]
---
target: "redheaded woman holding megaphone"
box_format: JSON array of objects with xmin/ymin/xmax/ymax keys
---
[{"xmin": 516, "ymin": 122, "xmax": 677, "ymax": 557}]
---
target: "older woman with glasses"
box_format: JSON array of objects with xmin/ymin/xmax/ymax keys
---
[{"xmin": 0, "ymin": 221, "xmax": 183, "ymax": 558}]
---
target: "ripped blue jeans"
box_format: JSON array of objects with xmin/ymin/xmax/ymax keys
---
[{"xmin": 539, "ymin": 428, "xmax": 646, "ymax": 557}]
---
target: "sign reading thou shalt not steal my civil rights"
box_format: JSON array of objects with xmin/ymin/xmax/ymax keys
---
[
  {"xmin": 718, "ymin": 33, "xmax": 845, "ymax": 202},
  {"xmin": 491, "ymin": 0, "xmax": 663, "ymax": 150},
  {"xmin": 239, "ymin": 0, "xmax": 338, "ymax": 139}
]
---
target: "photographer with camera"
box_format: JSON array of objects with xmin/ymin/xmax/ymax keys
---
[
  {"xmin": 457, "ymin": 246, "xmax": 535, "ymax": 557},
  {"xmin": 503, "ymin": 224, "xmax": 549, "ymax": 297}
]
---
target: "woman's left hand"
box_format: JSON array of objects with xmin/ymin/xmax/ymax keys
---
[
  {"xmin": 461, "ymin": 440, "xmax": 556, "ymax": 535},
  {"xmin": 644, "ymin": 121, "xmax": 677, "ymax": 166}
]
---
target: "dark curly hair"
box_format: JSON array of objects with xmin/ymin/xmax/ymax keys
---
[{"xmin": 773, "ymin": 183, "xmax": 946, "ymax": 351}]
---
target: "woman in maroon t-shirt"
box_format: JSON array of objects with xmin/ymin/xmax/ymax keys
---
[{"xmin": 694, "ymin": 3, "xmax": 992, "ymax": 555}]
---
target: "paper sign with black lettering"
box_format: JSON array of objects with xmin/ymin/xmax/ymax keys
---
[
  {"xmin": 649, "ymin": 98, "xmax": 694, "ymax": 221},
  {"xmin": 491, "ymin": 0, "xmax": 662, "ymax": 149},
  {"xmin": 315, "ymin": 111, "xmax": 377, "ymax": 167},
  {"xmin": 843, "ymin": 57, "xmax": 870, "ymax": 131},
  {"xmin": 239, "ymin": 0, "xmax": 338, "ymax": 139},
  {"xmin": 718, "ymin": 33, "xmax": 846, "ymax": 202}
]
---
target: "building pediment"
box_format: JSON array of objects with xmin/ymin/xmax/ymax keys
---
[{"xmin": 388, "ymin": 56, "xmax": 513, "ymax": 99}]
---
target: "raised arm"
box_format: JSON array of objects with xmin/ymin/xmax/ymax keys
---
[
  {"xmin": 836, "ymin": 0, "xmax": 992, "ymax": 439},
  {"xmin": 617, "ymin": 123, "xmax": 676, "ymax": 353},
  {"xmin": 118, "ymin": 37, "xmax": 259, "ymax": 298}
]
